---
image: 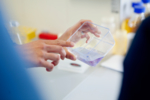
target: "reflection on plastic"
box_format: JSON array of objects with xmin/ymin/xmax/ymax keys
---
[{"xmin": 67, "ymin": 21, "xmax": 115, "ymax": 67}]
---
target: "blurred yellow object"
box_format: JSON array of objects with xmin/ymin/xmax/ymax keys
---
[
  {"xmin": 121, "ymin": 18, "xmax": 136, "ymax": 33},
  {"xmin": 18, "ymin": 26, "xmax": 36, "ymax": 43},
  {"xmin": 112, "ymin": 29, "xmax": 127, "ymax": 55}
]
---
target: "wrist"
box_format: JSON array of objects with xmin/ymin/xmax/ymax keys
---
[{"xmin": 58, "ymin": 31, "xmax": 71, "ymax": 41}]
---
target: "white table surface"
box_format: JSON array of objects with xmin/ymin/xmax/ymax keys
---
[{"xmin": 27, "ymin": 56, "xmax": 123, "ymax": 100}]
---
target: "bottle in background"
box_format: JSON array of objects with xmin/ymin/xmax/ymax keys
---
[
  {"xmin": 128, "ymin": 5, "xmax": 145, "ymax": 33},
  {"xmin": 9, "ymin": 21, "xmax": 24, "ymax": 45},
  {"xmin": 131, "ymin": 1, "xmax": 143, "ymax": 16},
  {"xmin": 112, "ymin": 29, "xmax": 127, "ymax": 55},
  {"xmin": 142, "ymin": 0, "xmax": 150, "ymax": 17},
  {"xmin": 101, "ymin": 17, "xmax": 116, "ymax": 35},
  {"xmin": 122, "ymin": 1, "xmax": 143, "ymax": 33}
]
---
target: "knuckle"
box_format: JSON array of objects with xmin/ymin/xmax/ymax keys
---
[
  {"xmin": 66, "ymin": 41, "xmax": 70, "ymax": 45},
  {"xmin": 46, "ymin": 45, "xmax": 52, "ymax": 50},
  {"xmin": 37, "ymin": 58, "xmax": 43, "ymax": 65},
  {"xmin": 40, "ymin": 43, "xmax": 46, "ymax": 50},
  {"xmin": 40, "ymin": 51, "xmax": 45, "ymax": 58},
  {"xmin": 59, "ymin": 47, "xmax": 64, "ymax": 53},
  {"xmin": 56, "ymin": 40, "xmax": 61, "ymax": 45},
  {"xmin": 48, "ymin": 45, "xmax": 52, "ymax": 49},
  {"xmin": 36, "ymin": 40, "xmax": 42, "ymax": 43}
]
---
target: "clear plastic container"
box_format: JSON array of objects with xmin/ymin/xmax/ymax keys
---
[
  {"xmin": 128, "ymin": 5, "xmax": 145, "ymax": 33},
  {"xmin": 142, "ymin": 0, "xmax": 150, "ymax": 17},
  {"xmin": 67, "ymin": 21, "xmax": 115, "ymax": 67}
]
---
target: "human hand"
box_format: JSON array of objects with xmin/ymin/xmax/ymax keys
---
[
  {"xmin": 19, "ymin": 40, "xmax": 74, "ymax": 72},
  {"xmin": 58, "ymin": 19, "xmax": 101, "ymax": 60}
]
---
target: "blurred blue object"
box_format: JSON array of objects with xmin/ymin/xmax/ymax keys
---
[
  {"xmin": 132, "ymin": 1, "xmax": 143, "ymax": 8},
  {"xmin": 134, "ymin": 5, "xmax": 145, "ymax": 13},
  {"xmin": 0, "ymin": 11, "xmax": 43, "ymax": 100},
  {"xmin": 142, "ymin": 0, "xmax": 150, "ymax": 4}
]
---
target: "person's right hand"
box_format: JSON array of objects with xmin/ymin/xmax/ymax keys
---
[{"xmin": 19, "ymin": 40, "xmax": 74, "ymax": 72}]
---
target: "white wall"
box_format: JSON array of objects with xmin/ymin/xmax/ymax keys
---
[{"xmin": 1, "ymin": 0, "xmax": 112, "ymax": 34}]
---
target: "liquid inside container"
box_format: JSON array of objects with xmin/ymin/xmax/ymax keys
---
[{"xmin": 67, "ymin": 21, "xmax": 115, "ymax": 66}]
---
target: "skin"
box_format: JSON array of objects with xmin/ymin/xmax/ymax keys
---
[
  {"xmin": 20, "ymin": 40, "xmax": 74, "ymax": 72},
  {"xmin": 20, "ymin": 19, "xmax": 100, "ymax": 72},
  {"xmin": 58, "ymin": 19, "xmax": 100, "ymax": 61}
]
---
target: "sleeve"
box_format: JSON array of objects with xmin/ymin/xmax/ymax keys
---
[
  {"xmin": 0, "ymin": 10, "xmax": 44, "ymax": 100},
  {"xmin": 118, "ymin": 17, "xmax": 150, "ymax": 100}
]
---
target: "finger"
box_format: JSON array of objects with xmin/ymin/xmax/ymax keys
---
[
  {"xmin": 81, "ymin": 32, "xmax": 90, "ymax": 43},
  {"xmin": 44, "ymin": 53, "xmax": 60, "ymax": 65},
  {"xmin": 79, "ymin": 24, "xmax": 101, "ymax": 37},
  {"xmin": 87, "ymin": 24, "xmax": 101, "ymax": 36},
  {"xmin": 46, "ymin": 66, "xmax": 54, "ymax": 72},
  {"xmin": 88, "ymin": 28, "xmax": 101, "ymax": 37},
  {"xmin": 85, "ymin": 33, "xmax": 90, "ymax": 43},
  {"xmin": 45, "ymin": 45, "xmax": 66, "ymax": 60},
  {"xmin": 73, "ymin": 20, "xmax": 101, "ymax": 38},
  {"xmin": 45, "ymin": 40, "xmax": 74, "ymax": 47},
  {"xmin": 87, "ymin": 22, "xmax": 96, "ymax": 29},
  {"xmin": 64, "ymin": 47, "xmax": 76, "ymax": 61},
  {"xmin": 79, "ymin": 26, "xmax": 90, "ymax": 32},
  {"xmin": 46, "ymin": 61, "xmax": 58, "ymax": 71},
  {"xmin": 82, "ymin": 21, "xmax": 97, "ymax": 32},
  {"xmin": 84, "ymin": 22, "xmax": 101, "ymax": 35},
  {"xmin": 39, "ymin": 59, "xmax": 54, "ymax": 72},
  {"xmin": 51, "ymin": 61, "xmax": 59, "ymax": 66},
  {"xmin": 71, "ymin": 20, "xmax": 93, "ymax": 33}
]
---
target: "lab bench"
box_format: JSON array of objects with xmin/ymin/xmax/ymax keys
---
[{"xmin": 28, "ymin": 56, "xmax": 123, "ymax": 100}]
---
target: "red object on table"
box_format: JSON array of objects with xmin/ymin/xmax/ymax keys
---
[{"xmin": 39, "ymin": 32, "xmax": 58, "ymax": 40}]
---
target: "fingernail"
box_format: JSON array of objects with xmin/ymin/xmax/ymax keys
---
[
  {"xmin": 52, "ymin": 61, "xmax": 57, "ymax": 66},
  {"xmin": 71, "ymin": 56, "xmax": 74, "ymax": 60},
  {"xmin": 46, "ymin": 68, "xmax": 50, "ymax": 72},
  {"xmin": 70, "ymin": 42, "xmax": 75, "ymax": 46},
  {"xmin": 71, "ymin": 56, "xmax": 76, "ymax": 60},
  {"xmin": 61, "ymin": 56, "xmax": 64, "ymax": 60}
]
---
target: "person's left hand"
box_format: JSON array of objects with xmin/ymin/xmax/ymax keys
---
[{"xmin": 58, "ymin": 19, "xmax": 101, "ymax": 61}]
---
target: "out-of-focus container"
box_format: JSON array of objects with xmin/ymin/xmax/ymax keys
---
[
  {"xmin": 128, "ymin": 5, "xmax": 145, "ymax": 33},
  {"xmin": 131, "ymin": 1, "xmax": 143, "ymax": 14},
  {"xmin": 18, "ymin": 26, "xmax": 36, "ymax": 43},
  {"xmin": 39, "ymin": 32, "xmax": 58, "ymax": 40},
  {"xmin": 101, "ymin": 17, "xmax": 116, "ymax": 35},
  {"xmin": 122, "ymin": 1, "xmax": 143, "ymax": 33},
  {"xmin": 67, "ymin": 21, "xmax": 115, "ymax": 67},
  {"xmin": 9, "ymin": 21, "xmax": 25, "ymax": 45},
  {"xmin": 8, "ymin": 21, "xmax": 37, "ymax": 44},
  {"xmin": 142, "ymin": 0, "xmax": 150, "ymax": 17},
  {"xmin": 113, "ymin": 29, "xmax": 127, "ymax": 55}
]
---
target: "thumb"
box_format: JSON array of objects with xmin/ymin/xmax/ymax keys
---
[{"xmin": 64, "ymin": 47, "xmax": 76, "ymax": 61}]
